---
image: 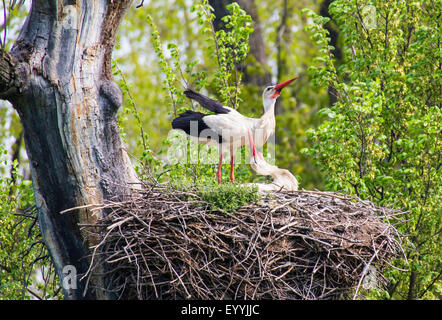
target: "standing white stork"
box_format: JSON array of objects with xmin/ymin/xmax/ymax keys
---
[{"xmin": 171, "ymin": 77, "xmax": 298, "ymax": 184}]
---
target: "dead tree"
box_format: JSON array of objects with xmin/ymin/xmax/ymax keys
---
[{"xmin": 0, "ymin": 0, "xmax": 138, "ymax": 299}]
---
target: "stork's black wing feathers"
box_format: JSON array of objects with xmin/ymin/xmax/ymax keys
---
[
  {"xmin": 171, "ymin": 110, "xmax": 223, "ymax": 143},
  {"xmin": 184, "ymin": 89, "xmax": 230, "ymax": 114}
]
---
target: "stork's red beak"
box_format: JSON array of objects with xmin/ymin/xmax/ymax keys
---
[{"xmin": 274, "ymin": 76, "xmax": 299, "ymax": 92}]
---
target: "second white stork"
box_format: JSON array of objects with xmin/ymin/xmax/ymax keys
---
[
  {"xmin": 249, "ymin": 152, "xmax": 299, "ymax": 192},
  {"xmin": 171, "ymin": 77, "xmax": 298, "ymax": 184}
]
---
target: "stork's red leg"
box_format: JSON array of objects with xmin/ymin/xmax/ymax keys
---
[
  {"xmin": 217, "ymin": 153, "xmax": 223, "ymax": 185},
  {"xmin": 248, "ymin": 130, "xmax": 258, "ymax": 163},
  {"xmin": 230, "ymin": 154, "xmax": 235, "ymax": 182}
]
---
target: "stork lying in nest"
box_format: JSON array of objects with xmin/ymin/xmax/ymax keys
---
[{"xmin": 249, "ymin": 153, "xmax": 299, "ymax": 192}]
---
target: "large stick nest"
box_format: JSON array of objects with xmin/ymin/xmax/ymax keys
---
[{"xmin": 82, "ymin": 185, "xmax": 404, "ymax": 300}]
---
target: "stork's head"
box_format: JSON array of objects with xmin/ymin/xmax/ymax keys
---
[{"xmin": 262, "ymin": 76, "xmax": 299, "ymax": 111}]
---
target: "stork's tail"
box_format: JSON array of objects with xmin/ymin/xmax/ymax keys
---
[
  {"xmin": 183, "ymin": 89, "xmax": 229, "ymax": 114},
  {"xmin": 183, "ymin": 89, "xmax": 202, "ymax": 101},
  {"xmin": 183, "ymin": 89, "xmax": 211, "ymax": 110}
]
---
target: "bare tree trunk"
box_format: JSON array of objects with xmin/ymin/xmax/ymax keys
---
[
  {"xmin": 407, "ymin": 271, "xmax": 418, "ymax": 300},
  {"xmin": 0, "ymin": 0, "xmax": 138, "ymax": 299}
]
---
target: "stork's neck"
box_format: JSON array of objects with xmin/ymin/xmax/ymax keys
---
[{"xmin": 262, "ymin": 97, "xmax": 276, "ymax": 118}]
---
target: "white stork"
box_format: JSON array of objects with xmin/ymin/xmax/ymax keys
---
[
  {"xmin": 249, "ymin": 152, "xmax": 299, "ymax": 192},
  {"xmin": 171, "ymin": 77, "xmax": 298, "ymax": 184}
]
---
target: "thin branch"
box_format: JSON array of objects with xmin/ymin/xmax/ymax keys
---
[{"xmin": 113, "ymin": 63, "xmax": 147, "ymax": 152}]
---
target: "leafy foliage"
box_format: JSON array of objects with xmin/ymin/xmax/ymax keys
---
[
  {"xmin": 0, "ymin": 146, "xmax": 61, "ymax": 299},
  {"xmin": 199, "ymin": 183, "xmax": 259, "ymax": 213},
  {"xmin": 302, "ymin": 0, "xmax": 441, "ymax": 299}
]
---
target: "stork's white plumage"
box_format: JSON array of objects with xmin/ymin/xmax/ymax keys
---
[
  {"xmin": 171, "ymin": 77, "xmax": 298, "ymax": 184},
  {"xmin": 249, "ymin": 152, "xmax": 299, "ymax": 192}
]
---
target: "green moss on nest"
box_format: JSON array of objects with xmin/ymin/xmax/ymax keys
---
[
  {"xmin": 198, "ymin": 183, "xmax": 259, "ymax": 213},
  {"xmin": 167, "ymin": 181, "xmax": 259, "ymax": 213}
]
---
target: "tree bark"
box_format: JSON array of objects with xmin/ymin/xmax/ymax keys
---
[
  {"xmin": 407, "ymin": 271, "xmax": 418, "ymax": 300},
  {"xmin": 0, "ymin": 0, "xmax": 138, "ymax": 299}
]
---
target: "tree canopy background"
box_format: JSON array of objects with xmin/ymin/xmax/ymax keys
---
[{"xmin": 0, "ymin": 0, "xmax": 440, "ymax": 300}]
